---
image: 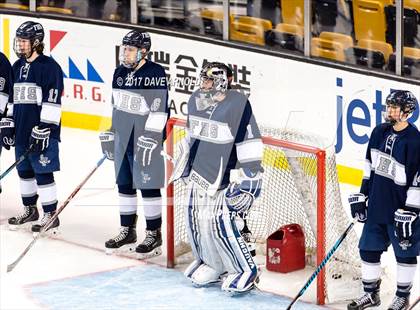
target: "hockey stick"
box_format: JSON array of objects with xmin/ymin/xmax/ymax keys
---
[
  {"xmin": 408, "ymin": 296, "xmax": 419, "ymax": 310},
  {"xmin": 7, "ymin": 154, "xmax": 107, "ymax": 272},
  {"xmin": 286, "ymin": 219, "xmax": 357, "ymax": 310},
  {"xmin": 0, "ymin": 145, "xmax": 33, "ymax": 181}
]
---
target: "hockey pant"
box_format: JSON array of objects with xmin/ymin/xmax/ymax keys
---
[{"xmin": 185, "ymin": 183, "xmax": 258, "ymax": 291}]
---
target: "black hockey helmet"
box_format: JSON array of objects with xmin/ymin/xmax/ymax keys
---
[
  {"xmin": 16, "ymin": 21, "xmax": 44, "ymax": 43},
  {"xmin": 199, "ymin": 62, "xmax": 229, "ymax": 93},
  {"xmin": 122, "ymin": 30, "xmax": 151, "ymax": 52},
  {"xmin": 385, "ymin": 90, "xmax": 418, "ymax": 115}
]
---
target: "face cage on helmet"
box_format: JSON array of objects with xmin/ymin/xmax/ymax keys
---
[
  {"xmin": 13, "ymin": 37, "xmax": 38, "ymax": 58},
  {"xmin": 119, "ymin": 44, "xmax": 148, "ymax": 69},
  {"xmin": 199, "ymin": 74, "xmax": 228, "ymax": 94},
  {"xmin": 383, "ymin": 103, "xmax": 413, "ymax": 125}
]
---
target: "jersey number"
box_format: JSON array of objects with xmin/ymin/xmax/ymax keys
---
[{"xmin": 48, "ymin": 89, "xmax": 59, "ymax": 103}]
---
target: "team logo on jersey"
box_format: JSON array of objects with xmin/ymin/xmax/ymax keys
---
[
  {"xmin": 39, "ymin": 154, "xmax": 51, "ymax": 167},
  {"xmin": 117, "ymin": 77, "xmax": 124, "ymax": 87},
  {"xmin": 150, "ymin": 98, "xmax": 161, "ymax": 112},
  {"xmin": 125, "ymin": 72, "xmax": 135, "ymax": 86},
  {"xmin": 141, "ymin": 171, "xmax": 151, "ymax": 183}
]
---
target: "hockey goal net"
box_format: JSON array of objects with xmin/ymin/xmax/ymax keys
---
[{"xmin": 165, "ymin": 117, "xmax": 361, "ymax": 305}]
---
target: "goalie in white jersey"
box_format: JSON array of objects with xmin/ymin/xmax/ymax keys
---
[{"xmin": 172, "ymin": 62, "xmax": 264, "ymax": 294}]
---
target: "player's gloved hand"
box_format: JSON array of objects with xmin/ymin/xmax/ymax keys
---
[
  {"xmin": 29, "ymin": 126, "xmax": 51, "ymax": 152},
  {"xmin": 225, "ymin": 168, "xmax": 262, "ymax": 214},
  {"xmin": 394, "ymin": 209, "xmax": 418, "ymax": 246},
  {"xmin": 99, "ymin": 131, "xmax": 115, "ymax": 160},
  {"xmin": 0, "ymin": 117, "xmax": 15, "ymax": 150},
  {"xmin": 135, "ymin": 136, "xmax": 158, "ymax": 167},
  {"xmin": 348, "ymin": 193, "xmax": 367, "ymax": 223}
]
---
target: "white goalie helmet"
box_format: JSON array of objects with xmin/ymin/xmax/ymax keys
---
[{"xmin": 199, "ymin": 62, "xmax": 229, "ymax": 94}]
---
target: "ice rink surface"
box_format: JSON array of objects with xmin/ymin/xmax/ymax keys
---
[{"xmin": 0, "ymin": 127, "xmax": 418, "ymax": 310}]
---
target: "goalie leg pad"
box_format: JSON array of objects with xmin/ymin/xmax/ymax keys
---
[{"xmin": 221, "ymin": 271, "xmax": 258, "ymax": 293}]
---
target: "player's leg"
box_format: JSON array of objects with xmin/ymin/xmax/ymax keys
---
[
  {"xmin": 28, "ymin": 138, "xmax": 61, "ymax": 233},
  {"xmin": 105, "ymin": 151, "xmax": 137, "ymax": 253},
  {"xmin": 31, "ymin": 172, "xmax": 59, "ymax": 233},
  {"xmin": 348, "ymin": 223, "xmax": 389, "ymax": 309},
  {"xmin": 135, "ymin": 188, "xmax": 163, "ymax": 258},
  {"xmin": 214, "ymin": 193, "xmax": 259, "ymax": 294},
  {"xmin": 184, "ymin": 185, "xmax": 224, "ymax": 286},
  {"xmin": 387, "ymin": 223, "xmax": 419, "ymax": 310},
  {"xmin": 8, "ymin": 144, "xmax": 39, "ymax": 229}
]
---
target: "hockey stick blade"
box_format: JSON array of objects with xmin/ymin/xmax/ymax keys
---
[
  {"xmin": 7, "ymin": 155, "xmax": 107, "ymax": 273},
  {"xmin": 0, "ymin": 146, "xmax": 33, "ymax": 181},
  {"xmin": 286, "ymin": 219, "xmax": 356, "ymax": 310}
]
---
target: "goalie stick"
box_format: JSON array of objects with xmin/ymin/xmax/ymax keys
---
[
  {"xmin": 0, "ymin": 145, "xmax": 33, "ymax": 181},
  {"xmin": 408, "ymin": 297, "xmax": 419, "ymax": 310},
  {"xmin": 7, "ymin": 154, "xmax": 107, "ymax": 272},
  {"xmin": 286, "ymin": 219, "xmax": 357, "ymax": 309}
]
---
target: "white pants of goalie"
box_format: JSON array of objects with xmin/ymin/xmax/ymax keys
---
[{"xmin": 183, "ymin": 183, "xmax": 258, "ymax": 293}]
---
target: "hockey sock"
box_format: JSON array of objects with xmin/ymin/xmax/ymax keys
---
[
  {"xmin": 360, "ymin": 250, "xmax": 382, "ymax": 293},
  {"xmin": 36, "ymin": 173, "xmax": 57, "ymax": 213},
  {"xmin": 141, "ymin": 189, "xmax": 162, "ymax": 230},
  {"xmin": 396, "ymin": 256, "xmax": 417, "ymax": 298},
  {"xmin": 118, "ymin": 184, "xmax": 137, "ymax": 227},
  {"xmin": 18, "ymin": 170, "xmax": 38, "ymax": 206}
]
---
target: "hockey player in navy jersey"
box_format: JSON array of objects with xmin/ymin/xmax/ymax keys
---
[
  {"xmin": 171, "ymin": 62, "xmax": 263, "ymax": 294},
  {"xmin": 0, "ymin": 52, "xmax": 13, "ymax": 193},
  {"xmin": 0, "ymin": 21, "xmax": 64, "ymax": 233},
  {"xmin": 348, "ymin": 90, "xmax": 420, "ymax": 310},
  {"xmin": 99, "ymin": 30, "xmax": 168, "ymax": 258}
]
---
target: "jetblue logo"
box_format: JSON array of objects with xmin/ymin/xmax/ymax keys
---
[{"xmin": 335, "ymin": 77, "xmax": 419, "ymax": 153}]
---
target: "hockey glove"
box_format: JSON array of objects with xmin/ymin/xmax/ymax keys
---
[
  {"xmin": 0, "ymin": 118, "xmax": 15, "ymax": 150},
  {"xmin": 394, "ymin": 209, "xmax": 418, "ymax": 247},
  {"xmin": 348, "ymin": 193, "xmax": 367, "ymax": 223},
  {"xmin": 225, "ymin": 168, "xmax": 262, "ymax": 214},
  {"xmin": 30, "ymin": 126, "xmax": 51, "ymax": 152},
  {"xmin": 99, "ymin": 131, "xmax": 115, "ymax": 160},
  {"xmin": 168, "ymin": 137, "xmax": 190, "ymax": 184},
  {"xmin": 136, "ymin": 136, "xmax": 158, "ymax": 167}
]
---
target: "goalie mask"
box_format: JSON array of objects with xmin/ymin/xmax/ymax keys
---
[
  {"xmin": 199, "ymin": 62, "xmax": 228, "ymax": 95},
  {"xmin": 14, "ymin": 21, "xmax": 45, "ymax": 59},
  {"xmin": 119, "ymin": 30, "xmax": 151, "ymax": 69},
  {"xmin": 384, "ymin": 90, "xmax": 418, "ymax": 125}
]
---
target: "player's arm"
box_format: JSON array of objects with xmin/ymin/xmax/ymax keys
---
[
  {"xmin": 225, "ymin": 100, "xmax": 263, "ymax": 213},
  {"xmin": 0, "ymin": 58, "xmax": 15, "ymax": 150},
  {"xmin": 136, "ymin": 67, "xmax": 169, "ymax": 167},
  {"xmin": 394, "ymin": 148, "xmax": 420, "ymax": 244},
  {"xmin": 30, "ymin": 63, "xmax": 64, "ymax": 152}
]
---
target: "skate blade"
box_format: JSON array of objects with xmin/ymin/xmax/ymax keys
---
[
  {"xmin": 32, "ymin": 227, "xmax": 60, "ymax": 238},
  {"xmin": 223, "ymin": 284, "xmax": 255, "ymax": 296},
  {"xmin": 8, "ymin": 222, "xmax": 34, "ymax": 232},
  {"xmin": 136, "ymin": 246, "xmax": 162, "ymax": 260},
  {"xmin": 105, "ymin": 243, "xmax": 136, "ymax": 255}
]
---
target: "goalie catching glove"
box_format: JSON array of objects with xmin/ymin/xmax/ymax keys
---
[
  {"xmin": 394, "ymin": 209, "xmax": 418, "ymax": 244},
  {"xmin": 225, "ymin": 168, "xmax": 262, "ymax": 213},
  {"xmin": 136, "ymin": 136, "xmax": 158, "ymax": 167},
  {"xmin": 99, "ymin": 131, "xmax": 115, "ymax": 160},
  {"xmin": 348, "ymin": 193, "xmax": 367, "ymax": 223}
]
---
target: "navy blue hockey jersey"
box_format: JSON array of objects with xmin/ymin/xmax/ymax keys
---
[
  {"xmin": 361, "ymin": 122, "xmax": 420, "ymax": 224},
  {"xmin": 111, "ymin": 59, "xmax": 169, "ymax": 141},
  {"xmin": 184, "ymin": 89, "xmax": 263, "ymax": 193},
  {"xmin": 8, "ymin": 55, "xmax": 63, "ymax": 146},
  {"xmin": 0, "ymin": 52, "xmax": 12, "ymax": 117}
]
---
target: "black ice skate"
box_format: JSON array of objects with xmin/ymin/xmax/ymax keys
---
[
  {"xmin": 241, "ymin": 226, "xmax": 256, "ymax": 257},
  {"xmin": 31, "ymin": 211, "xmax": 60, "ymax": 235},
  {"xmin": 135, "ymin": 228, "xmax": 162, "ymax": 259},
  {"xmin": 387, "ymin": 295, "xmax": 409, "ymax": 310},
  {"xmin": 347, "ymin": 291, "xmax": 381, "ymax": 310},
  {"xmin": 105, "ymin": 226, "xmax": 137, "ymax": 255},
  {"xmin": 8, "ymin": 205, "xmax": 39, "ymax": 230}
]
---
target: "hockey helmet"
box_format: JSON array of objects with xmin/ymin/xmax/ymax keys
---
[
  {"xmin": 120, "ymin": 30, "xmax": 151, "ymax": 68},
  {"xmin": 384, "ymin": 90, "xmax": 418, "ymax": 124},
  {"xmin": 199, "ymin": 62, "xmax": 229, "ymax": 94},
  {"xmin": 14, "ymin": 21, "xmax": 45, "ymax": 58}
]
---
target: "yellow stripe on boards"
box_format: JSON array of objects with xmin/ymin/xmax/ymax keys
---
[
  {"xmin": 2, "ymin": 18, "xmax": 10, "ymax": 58},
  {"xmin": 61, "ymin": 111, "xmax": 111, "ymax": 131}
]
